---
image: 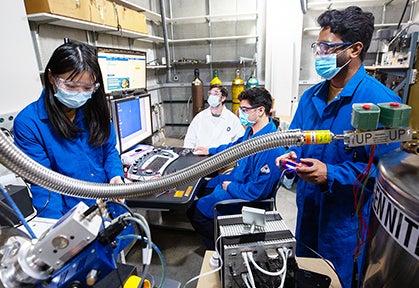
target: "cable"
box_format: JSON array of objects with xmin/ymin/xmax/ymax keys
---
[
  {"xmin": 351, "ymin": 145, "xmax": 378, "ymax": 288},
  {"xmin": 0, "ymin": 184, "xmax": 36, "ymax": 238},
  {"xmin": 241, "ymin": 252, "xmax": 256, "ymax": 288},
  {"xmin": 31, "ymin": 191, "xmax": 51, "ymax": 219},
  {"xmin": 276, "ymin": 248, "xmax": 290, "ymax": 288},
  {"xmin": 118, "ymin": 234, "xmax": 166, "ymax": 288},
  {"xmin": 388, "ymin": 21, "xmax": 419, "ymax": 47},
  {"xmin": 397, "ymin": 0, "xmax": 411, "ymax": 30},
  {"xmin": 183, "ymin": 236, "xmax": 224, "ymax": 288},
  {"xmin": 96, "ymin": 202, "xmax": 143, "ymax": 287},
  {"xmin": 242, "ymin": 273, "xmax": 252, "ymax": 288},
  {"xmin": 1, "ymin": 127, "xmax": 308, "ymax": 199},
  {"xmin": 95, "ymin": 203, "xmax": 126, "ymax": 287},
  {"xmin": 247, "ymin": 251, "xmax": 285, "ymax": 277},
  {"xmin": 124, "ymin": 216, "xmax": 153, "ymax": 288},
  {"xmin": 353, "ymin": 145, "xmax": 376, "ymax": 260}
]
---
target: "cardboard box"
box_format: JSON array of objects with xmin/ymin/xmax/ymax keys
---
[
  {"xmin": 24, "ymin": 0, "xmax": 90, "ymax": 22},
  {"xmin": 115, "ymin": 4, "xmax": 147, "ymax": 34},
  {"xmin": 89, "ymin": 0, "xmax": 117, "ymax": 27}
]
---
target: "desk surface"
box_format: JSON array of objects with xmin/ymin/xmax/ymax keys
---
[
  {"xmin": 197, "ymin": 251, "xmax": 342, "ymax": 288},
  {"xmin": 125, "ymin": 147, "xmax": 208, "ymax": 209}
]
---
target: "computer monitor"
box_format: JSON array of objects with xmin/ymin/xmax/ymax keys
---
[
  {"xmin": 97, "ymin": 47, "xmax": 147, "ymax": 95},
  {"xmin": 110, "ymin": 94, "xmax": 153, "ymax": 153}
]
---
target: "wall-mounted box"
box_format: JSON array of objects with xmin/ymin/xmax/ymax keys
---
[
  {"xmin": 115, "ymin": 4, "xmax": 147, "ymax": 34},
  {"xmin": 24, "ymin": 0, "xmax": 90, "ymax": 22},
  {"xmin": 89, "ymin": 0, "xmax": 117, "ymax": 27}
]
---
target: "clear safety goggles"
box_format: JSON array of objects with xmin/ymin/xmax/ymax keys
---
[
  {"xmin": 208, "ymin": 90, "xmax": 222, "ymax": 97},
  {"xmin": 55, "ymin": 77, "xmax": 100, "ymax": 93},
  {"xmin": 311, "ymin": 41, "xmax": 352, "ymax": 56},
  {"xmin": 239, "ymin": 106, "xmax": 259, "ymax": 113}
]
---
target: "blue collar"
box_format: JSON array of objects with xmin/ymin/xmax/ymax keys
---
[
  {"xmin": 245, "ymin": 118, "xmax": 277, "ymax": 138},
  {"xmin": 37, "ymin": 89, "xmax": 84, "ymax": 123}
]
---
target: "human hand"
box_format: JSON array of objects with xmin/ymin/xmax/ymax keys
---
[
  {"xmin": 109, "ymin": 176, "xmax": 125, "ymax": 203},
  {"xmin": 296, "ymin": 158, "xmax": 327, "ymax": 185},
  {"xmin": 275, "ymin": 151, "xmax": 297, "ymax": 169},
  {"xmin": 110, "ymin": 176, "xmax": 124, "ymax": 184},
  {"xmin": 222, "ymin": 181, "xmax": 231, "ymax": 190},
  {"xmin": 193, "ymin": 146, "xmax": 209, "ymax": 155}
]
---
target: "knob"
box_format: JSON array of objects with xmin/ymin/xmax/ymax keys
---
[{"xmin": 86, "ymin": 269, "xmax": 98, "ymax": 286}]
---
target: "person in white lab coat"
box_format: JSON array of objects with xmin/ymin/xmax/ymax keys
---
[{"xmin": 183, "ymin": 85, "xmax": 244, "ymax": 148}]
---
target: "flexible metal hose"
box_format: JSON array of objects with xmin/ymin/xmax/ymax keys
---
[{"xmin": 0, "ymin": 129, "xmax": 304, "ymax": 199}]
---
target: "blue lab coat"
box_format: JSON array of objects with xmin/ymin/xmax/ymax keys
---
[
  {"xmin": 196, "ymin": 119, "xmax": 286, "ymax": 218},
  {"xmin": 288, "ymin": 65, "xmax": 401, "ymax": 288},
  {"xmin": 13, "ymin": 91, "xmax": 124, "ymax": 219}
]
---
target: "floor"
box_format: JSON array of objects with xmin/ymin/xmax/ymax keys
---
[{"xmin": 124, "ymin": 137, "xmax": 298, "ymax": 287}]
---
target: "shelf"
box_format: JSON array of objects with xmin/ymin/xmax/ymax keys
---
[
  {"xmin": 365, "ymin": 65, "xmax": 409, "ymax": 70},
  {"xmin": 299, "ymin": 79, "xmax": 322, "ymax": 85},
  {"xmin": 307, "ymin": 0, "xmax": 404, "ymax": 10},
  {"xmin": 169, "ymin": 35, "xmax": 258, "ymax": 44},
  {"xmin": 147, "ymin": 65, "xmax": 167, "ymax": 69},
  {"xmin": 304, "ymin": 22, "xmax": 407, "ymax": 32},
  {"xmin": 27, "ymin": 13, "xmax": 164, "ymax": 43},
  {"xmin": 171, "ymin": 59, "xmax": 256, "ymax": 66},
  {"xmin": 159, "ymin": 81, "xmax": 264, "ymax": 88},
  {"xmin": 168, "ymin": 12, "xmax": 257, "ymax": 24},
  {"xmin": 27, "ymin": 13, "xmax": 256, "ymax": 44}
]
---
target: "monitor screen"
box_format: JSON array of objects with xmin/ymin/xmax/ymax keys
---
[
  {"xmin": 97, "ymin": 47, "xmax": 147, "ymax": 94},
  {"xmin": 111, "ymin": 94, "xmax": 153, "ymax": 153}
]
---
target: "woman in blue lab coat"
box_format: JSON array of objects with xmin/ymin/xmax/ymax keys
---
[
  {"xmin": 13, "ymin": 42, "xmax": 124, "ymax": 219},
  {"xmin": 188, "ymin": 87, "xmax": 286, "ymax": 250},
  {"xmin": 275, "ymin": 7, "xmax": 401, "ymax": 288}
]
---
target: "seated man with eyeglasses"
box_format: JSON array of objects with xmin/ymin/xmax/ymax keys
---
[{"xmin": 187, "ymin": 87, "xmax": 286, "ymax": 250}]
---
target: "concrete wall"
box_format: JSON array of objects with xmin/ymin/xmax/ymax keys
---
[
  {"xmin": 0, "ymin": 0, "xmax": 42, "ymax": 131},
  {"xmin": 265, "ymin": 0, "xmax": 303, "ymax": 119}
]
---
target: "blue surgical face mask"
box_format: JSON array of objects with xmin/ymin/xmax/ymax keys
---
[
  {"xmin": 239, "ymin": 109, "xmax": 256, "ymax": 127},
  {"xmin": 207, "ymin": 95, "xmax": 221, "ymax": 108},
  {"xmin": 54, "ymin": 87, "xmax": 92, "ymax": 109},
  {"xmin": 315, "ymin": 50, "xmax": 351, "ymax": 80}
]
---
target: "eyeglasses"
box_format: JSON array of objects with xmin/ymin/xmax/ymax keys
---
[
  {"xmin": 239, "ymin": 106, "xmax": 258, "ymax": 113},
  {"xmin": 311, "ymin": 41, "xmax": 352, "ymax": 56},
  {"xmin": 208, "ymin": 91, "xmax": 222, "ymax": 97},
  {"xmin": 55, "ymin": 77, "xmax": 100, "ymax": 93}
]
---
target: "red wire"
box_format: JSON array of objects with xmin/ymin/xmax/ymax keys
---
[{"xmin": 353, "ymin": 145, "xmax": 376, "ymax": 257}]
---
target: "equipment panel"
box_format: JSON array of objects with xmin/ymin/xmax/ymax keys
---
[{"xmin": 126, "ymin": 148, "xmax": 179, "ymax": 181}]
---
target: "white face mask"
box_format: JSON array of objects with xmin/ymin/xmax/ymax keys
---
[
  {"xmin": 54, "ymin": 86, "xmax": 92, "ymax": 108},
  {"xmin": 314, "ymin": 45, "xmax": 352, "ymax": 80},
  {"xmin": 239, "ymin": 109, "xmax": 256, "ymax": 127},
  {"xmin": 207, "ymin": 95, "xmax": 221, "ymax": 107}
]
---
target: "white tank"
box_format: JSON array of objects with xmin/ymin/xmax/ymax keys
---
[{"xmin": 361, "ymin": 150, "xmax": 419, "ymax": 287}]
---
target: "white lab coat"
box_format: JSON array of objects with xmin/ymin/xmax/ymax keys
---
[{"xmin": 183, "ymin": 106, "xmax": 244, "ymax": 148}]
